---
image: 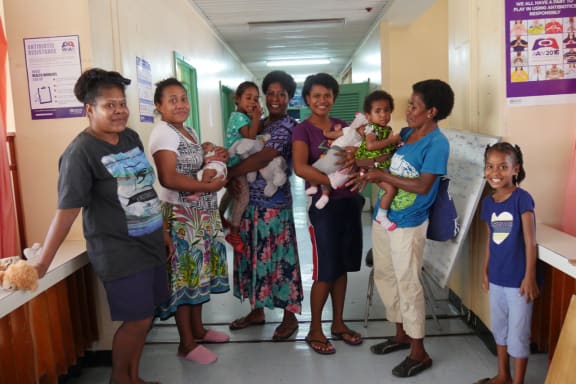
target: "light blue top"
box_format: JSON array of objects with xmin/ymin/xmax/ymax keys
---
[
  {"xmin": 225, "ymin": 111, "xmax": 251, "ymax": 166},
  {"xmin": 387, "ymin": 127, "xmax": 449, "ymax": 227}
]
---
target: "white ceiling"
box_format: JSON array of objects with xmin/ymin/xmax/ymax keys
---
[{"xmin": 187, "ymin": 0, "xmax": 436, "ymax": 83}]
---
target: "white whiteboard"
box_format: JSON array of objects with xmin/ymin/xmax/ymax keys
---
[{"xmin": 423, "ymin": 129, "xmax": 500, "ymax": 288}]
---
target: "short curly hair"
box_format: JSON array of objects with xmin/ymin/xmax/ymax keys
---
[
  {"xmin": 412, "ymin": 79, "xmax": 454, "ymax": 121},
  {"xmin": 301, "ymin": 73, "xmax": 339, "ymax": 106},
  {"xmin": 363, "ymin": 90, "xmax": 394, "ymax": 114},
  {"xmin": 262, "ymin": 71, "xmax": 297, "ymax": 99}
]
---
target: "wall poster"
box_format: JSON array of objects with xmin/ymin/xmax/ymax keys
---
[
  {"xmin": 24, "ymin": 35, "xmax": 84, "ymax": 119},
  {"xmin": 136, "ymin": 56, "xmax": 154, "ymax": 123},
  {"xmin": 506, "ymin": 0, "xmax": 576, "ymax": 105}
]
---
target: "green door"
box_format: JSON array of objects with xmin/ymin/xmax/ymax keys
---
[
  {"xmin": 329, "ymin": 81, "xmax": 370, "ymax": 124},
  {"xmin": 174, "ymin": 52, "xmax": 201, "ymax": 141},
  {"xmin": 220, "ymin": 82, "xmax": 235, "ymax": 142},
  {"xmin": 329, "ymin": 81, "xmax": 371, "ymax": 199}
]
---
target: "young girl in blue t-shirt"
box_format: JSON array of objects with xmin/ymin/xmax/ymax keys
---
[
  {"xmin": 220, "ymin": 81, "xmax": 262, "ymax": 252},
  {"xmin": 478, "ymin": 142, "xmax": 539, "ymax": 384}
]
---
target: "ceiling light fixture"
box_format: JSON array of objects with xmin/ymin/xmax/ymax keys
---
[
  {"xmin": 248, "ymin": 18, "xmax": 345, "ymax": 31},
  {"xmin": 266, "ymin": 59, "xmax": 331, "ymax": 67}
]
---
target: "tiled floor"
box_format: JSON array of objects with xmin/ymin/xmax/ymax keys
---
[{"xmin": 66, "ymin": 177, "xmax": 549, "ymax": 383}]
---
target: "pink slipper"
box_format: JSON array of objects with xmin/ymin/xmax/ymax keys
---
[
  {"xmin": 197, "ymin": 329, "xmax": 230, "ymax": 343},
  {"xmin": 182, "ymin": 345, "xmax": 217, "ymax": 364}
]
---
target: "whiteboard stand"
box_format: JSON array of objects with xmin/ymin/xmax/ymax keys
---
[
  {"xmin": 422, "ymin": 129, "xmax": 500, "ymax": 288},
  {"xmin": 421, "ymin": 268, "xmax": 442, "ymax": 331}
]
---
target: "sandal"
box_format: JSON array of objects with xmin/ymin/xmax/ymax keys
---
[
  {"xmin": 330, "ymin": 329, "xmax": 363, "ymax": 346},
  {"xmin": 391, "ymin": 356, "xmax": 433, "ymax": 377},
  {"xmin": 474, "ymin": 378, "xmax": 492, "ymax": 384},
  {"xmin": 305, "ymin": 336, "xmax": 336, "ymax": 355},
  {"xmin": 370, "ymin": 337, "xmax": 411, "ymax": 355},
  {"xmin": 272, "ymin": 322, "xmax": 298, "ymax": 341},
  {"xmin": 229, "ymin": 315, "xmax": 265, "ymax": 330}
]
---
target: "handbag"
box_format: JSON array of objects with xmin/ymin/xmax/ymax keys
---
[{"xmin": 426, "ymin": 176, "xmax": 460, "ymax": 241}]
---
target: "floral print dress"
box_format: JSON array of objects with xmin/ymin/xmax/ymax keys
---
[
  {"xmin": 156, "ymin": 125, "xmax": 229, "ymax": 319},
  {"xmin": 233, "ymin": 115, "xmax": 303, "ymax": 313}
]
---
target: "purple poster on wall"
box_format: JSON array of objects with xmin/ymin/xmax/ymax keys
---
[{"xmin": 506, "ymin": 0, "xmax": 576, "ymax": 105}]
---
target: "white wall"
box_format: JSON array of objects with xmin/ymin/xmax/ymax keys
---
[
  {"xmin": 89, "ymin": 0, "xmax": 253, "ymax": 148},
  {"xmin": 346, "ymin": 24, "xmax": 382, "ymax": 87}
]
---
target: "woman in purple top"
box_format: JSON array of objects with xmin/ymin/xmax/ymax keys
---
[{"xmin": 292, "ymin": 73, "xmax": 364, "ymax": 355}]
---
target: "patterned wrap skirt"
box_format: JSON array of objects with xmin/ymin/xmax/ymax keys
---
[
  {"xmin": 156, "ymin": 202, "xmax": 229, "ymax": 320},
  {"xmin": 233, "ymin": 204, "xmax": 303, "ymax": 313}
]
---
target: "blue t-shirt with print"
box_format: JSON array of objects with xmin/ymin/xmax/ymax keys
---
[
  {"xmin": 481, "ymin": 188, "xmax": 535, "ymax": 288},
  {"xmin": 58, "ymin": 128, "xmax": 164, "ymax": 282},
  {"xmin": 387, "ymin": 127, "xmax": 449, "ymax": 227}
]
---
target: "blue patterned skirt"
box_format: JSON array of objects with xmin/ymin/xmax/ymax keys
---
[
  {"xmin": 156, "ymin": 203, "xmax": 229, "ymax": 320},
  {"xmin": 233, "ymin": 204, "xmax": 303, "ymax": 313}
]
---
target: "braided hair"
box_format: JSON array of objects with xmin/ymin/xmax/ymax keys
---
[{"xmin": 484, "ymin": 142, "xmax": 526, "ymax": 185}]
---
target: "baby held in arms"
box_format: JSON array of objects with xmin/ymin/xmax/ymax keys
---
[
  {"xmin": 306, "ymin": 113, "xmax": 367, "ymax": 209},
  {"xmin": 186, "ymin": 142, "xmax": 228, "ymax": 201}
]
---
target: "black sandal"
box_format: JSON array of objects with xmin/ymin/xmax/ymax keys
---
[
  {"xmin": 370, "ymin": 337, "xmax": 411, "ymax": 355},
  {"xmin": 391, "ymin": 356, "xmax": 433, "ymax": 377}
]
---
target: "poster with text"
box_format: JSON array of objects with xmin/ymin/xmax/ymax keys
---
[
  {"xmin": 506, "ymin": 0, "xmax": 576, "ymax": 105},
  {"xmin": 24, "ymin": 35, "xmax": 84, "ymax": 119},
  {"xmin": 136, "ymin": 56, "xmax": 154, "ymax": 123}
]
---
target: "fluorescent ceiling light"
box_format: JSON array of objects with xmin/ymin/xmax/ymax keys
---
[
  {"xmin": 249, "ymin": 18, "xmax": 345, "ymax": 31},
  {"xmin": 267, "ymin": 59, "xmax": 331, "ymax": 67}
]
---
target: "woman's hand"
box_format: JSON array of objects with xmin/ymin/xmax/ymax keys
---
[
  {"xmin": 363, "ymin": 167, "xmax": 389, "ymax": 183},
  {"xmin": 335, "ymin": 146, "xmax": 358, "ymax": 171},
  {"xmin": 482, "ymin": 272, "xmax": 489, "ymax": 291},
  {"xmin": 34, "ymin": 261, "xmax": 50, "ymax": 279},
  {"xmin": 345, "ymin": 167, "xmax": 389, "ymax": 192},
  {"xmin": 214, "ymin": 146, "xmax": 229, "ymax": 162},
  {"xmin": 203, "ymin": 175, "xmax": 228, "ymax": 192}
]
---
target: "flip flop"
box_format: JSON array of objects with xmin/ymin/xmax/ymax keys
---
[
  {"xmin": 475, "ymin": 378, "xmax": 492, "ymax": 384},
  {"xmin": 272, "ymin": 323, "xmax": 298, "ymax": 341},
  {"xmin": 392, "ymin": 356, "xmax": 433, "ymax": 377},
  {"xmin": 370, "ymin": 337, "xmax": 411, "ymax": 355},
  {"xmin": 331, "ymin": 329, "xmax": 363, "ymax": 346},
  {"xmin": 229, "ymin": 315, "xmax": 266, "ymax": 330},
  {"xmin": 305, "ymin": 336, "xmax": 336, "ymax": 355}
]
